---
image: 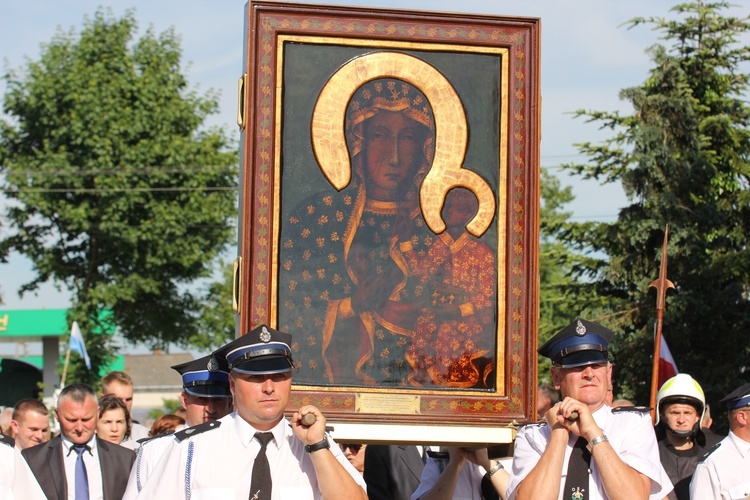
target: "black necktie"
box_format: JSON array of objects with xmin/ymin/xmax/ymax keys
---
[
  {"xmin": 250, "ymin": 432, "xmax": 274, "ymax": 500},
  {"xmin": 563, "ymin": 437, "xmax": 591, "ymax": 500}
]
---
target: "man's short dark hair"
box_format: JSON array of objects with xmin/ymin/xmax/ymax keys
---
[{"xmin": 13, "ymin": 398, "xmax": 49, "ymax": 420}]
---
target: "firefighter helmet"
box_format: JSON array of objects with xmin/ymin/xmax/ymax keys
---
[{"xmin": 656, "ymin": 373, "xmax": 706, "ymax": 429}]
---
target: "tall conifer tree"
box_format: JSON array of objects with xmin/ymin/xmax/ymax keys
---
[{"xmin": 558, "ymin": 1, "xmax": 750, "ymax": 409}]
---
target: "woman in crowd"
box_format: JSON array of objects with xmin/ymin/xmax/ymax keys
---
[
  {"xmin": 96, "ymin": 394, "xmax": 131, "ymax": 445},
  {"xmin": 342, "ymin": 443, "xmax": 367, "ymax": 475}
]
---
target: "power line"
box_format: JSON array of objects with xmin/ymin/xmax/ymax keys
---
[
  {"xmin": 1, "ymin": 165, "xmax": 238, "ymax": 177},
  {"xmin": 0, "ymin": 215, "xmax": 238, "ymax": 228},
  {"xmin": 0, "ymin": 186, "xmax": 237, "ymax": 194},
  {"xmin": 1, "ymin": 156, "xmax": 590, "ymax": 178}
]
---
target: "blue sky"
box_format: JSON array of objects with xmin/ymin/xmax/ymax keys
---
[{"xmin": 0, "ymin": 0, "xmax": 702, "ymax": 312}]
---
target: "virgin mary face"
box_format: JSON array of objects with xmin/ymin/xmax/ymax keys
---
[{"xmin": 363, "ymin": 110, "xmax": 426, "ymax": 202}]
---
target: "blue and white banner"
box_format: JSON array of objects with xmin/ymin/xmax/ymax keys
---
[{"xmin": 69, "ymin": 321, "xmax": 91, "ymax": 370}]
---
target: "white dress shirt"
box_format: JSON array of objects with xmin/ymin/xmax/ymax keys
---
[
  {"xmin": 508, "ymin": 405, "xmax": 672, "ymax": 500},
  {"xmin": 122, "ymin": 420, "xmax": 190, "ymax": 499},
  {"xmin": 61, "ymin": 435, "xmax": 104, "ymax": 500},
  {"xmin": 0, "ymin": 443, "xmax": 46, "ymax": 500},
  {"xmin": 690, "ymin": 431, "xmax": 750, "ymax": 499},
  {"xmin": 135, "ymin": 412, "xmax": 367, "ymax": 499}
]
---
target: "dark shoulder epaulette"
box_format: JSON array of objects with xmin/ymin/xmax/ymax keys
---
[
  {"xmin": 0, "ymin": 434, "xmax": 14, "ymax": 448},
  {"xmin": 136, "ymin": 429, "xmax": 175, "ymax": 445},
  {"xmin": 612, "ymin": 406, "xmax": 652, "ymax": 414},
  {"xmin": 426, "ymin": 450, "xmax": 449, "ymax": 460},
  {"xmin": 174, "ymin": 420, "xmax": 221, "ymax": 442},
  {"xmin": 698, "ymin": 442, "xmax": 721, "ymax": 463}
]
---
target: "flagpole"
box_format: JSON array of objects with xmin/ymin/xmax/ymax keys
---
[
  {"xmin": 648, "ymin": 225, "xmax": 675, "ymax": 423},
  {"xmin": 60, "ymin": 345, "xmax": 72, "ymax": 388}
]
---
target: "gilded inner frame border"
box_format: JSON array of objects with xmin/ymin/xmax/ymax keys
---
[{"xmin": 272, "ymin": 35, "xmax": 509, "ymax": 397}]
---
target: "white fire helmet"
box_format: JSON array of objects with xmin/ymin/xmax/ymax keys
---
[{"xmin": 656, "ymin": 373, "xmax": 706, "ymax": 425}]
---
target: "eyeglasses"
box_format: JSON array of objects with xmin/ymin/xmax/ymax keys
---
[{"xmin": 342, "ymin": 444, "xmax": 362, "ymax": 453}]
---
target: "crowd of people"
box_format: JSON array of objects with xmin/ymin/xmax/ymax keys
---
[{"xmin": 1, "ymin": 319, "xmax": 749, "ymax": 499}]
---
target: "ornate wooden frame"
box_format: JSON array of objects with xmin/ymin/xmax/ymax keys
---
[{"xmin": 236, "ymin": 1, "xmax": 540, "ymax": 443}]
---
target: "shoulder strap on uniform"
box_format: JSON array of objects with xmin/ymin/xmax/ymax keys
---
[
  {"xmin": 174, "ymin": 420, "xmax": 221, "ymax": 442},
  {"xmin": 0, "ymin": 433, "xmax": 14, "ymax": 448},
  {"xmin": 698, "ymin": 442, "xmax": 721, "ymax": 463},
  {"xmin": 137, "ymin": 429, "xmax": 176, "ymax": 445},
  {"xmin": 611, "ymin": 406, "xmax": 652, "ymax": 414}
]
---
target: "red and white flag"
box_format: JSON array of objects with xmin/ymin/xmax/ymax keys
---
[{"xmin": 658, "ymin": 335, "xmax": 678, "ymax": 388}]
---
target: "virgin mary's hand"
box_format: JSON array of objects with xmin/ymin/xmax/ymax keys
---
[{"xmin": 351, "ymin": 272, "xmax": 398, "ymax": 314}]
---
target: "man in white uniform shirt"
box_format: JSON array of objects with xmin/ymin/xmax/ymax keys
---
[
  {"xmin": 122, "ymin": 353, "xmax": 234, "ymax": 498},
  {"xmin": 0, "ymin": 433, "xmax": 46, "ymax": 499},
  {"xmin": 689, "ymin": 382, "xmax": 750, "ymax": 499},
  {"xmin": 508, "ymin": 318, "xmax": 672, "ymax": 500},
  {"xmin": 136, "ymin": 324, "xmax": 367, "ymax": 499}
]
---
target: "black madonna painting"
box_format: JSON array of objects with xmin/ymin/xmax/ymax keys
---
[
  {"xmin": 277, "ymin": 49, "xmax": 501, "ymax": 391},
  {"xmin": 239, "ymin": 2, "xmax": 541, "ymax": 425}
]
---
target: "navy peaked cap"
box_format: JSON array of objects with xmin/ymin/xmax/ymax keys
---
[
  {"xmin": 720, "ymin": 382, "xmax": 750, "ymax": 410},
  {"xmin": 215, "ymin": 324, "xmax": 293, "ymax": 375},
  {"xmin": 538, "ymin": 318, "xmax": 613, "ymax": 368},
  {"xmin": 171, "ymin": 354, "xmax": 231, "ymax": 398}
]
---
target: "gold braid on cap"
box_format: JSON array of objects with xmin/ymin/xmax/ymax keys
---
[{"xmin": 346, "ymin": 79, "xmax": 435, "ymax": 163}]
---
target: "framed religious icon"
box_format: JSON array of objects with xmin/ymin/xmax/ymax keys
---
[{"xmin": 235, "ymin": 0, "xmax": 540, "ymax": 444}]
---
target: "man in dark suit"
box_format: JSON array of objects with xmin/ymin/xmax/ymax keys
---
[
  {"xmin": 22, "ymin": 383, "xmax": 135, "ymax": 500},
  {"xmin": 364, "ymin": 444, "xmax": 425, "ymax": 500}
]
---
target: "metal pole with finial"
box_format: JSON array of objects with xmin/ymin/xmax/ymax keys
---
[{"xmin": 648, "ymin": 225, "xmax": 675, "ymax": 423}]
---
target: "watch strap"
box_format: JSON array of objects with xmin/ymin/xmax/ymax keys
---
[
  {"xmin": 304, "ymin": 437, "xmax": 330, "ymax": 453},
  {"xmin": 586, "ymin": 434, "xmax": 608, "ymax": 453},
  {"xmin": 487, "ymin": 460, "xmax": 505, "ymax": 477}
]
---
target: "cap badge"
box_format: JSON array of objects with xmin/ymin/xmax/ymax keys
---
[
  {"xmin": 207, "ymin": 356, "xmax": 219, "ymax": 372},
  {"xmin": 260, "ymin": 326, "xmax": 272, "ymax": 343},
  {"xmin": 575, "ymin": 320, "xmax": 587, "ymax": 336}
]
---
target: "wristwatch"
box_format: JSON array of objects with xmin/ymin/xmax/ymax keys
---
[
  {"xmin": 586, "ymin": 434, "xmax": 608, "ymax": 453},
  {"xmin": 304, "ymin": 438, "xmax": 330, "ymax": 453},
  {"xmin": 487, "ymin": 460, "xmax": 505, "ymax": 477}
]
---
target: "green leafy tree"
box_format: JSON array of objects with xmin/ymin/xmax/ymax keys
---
[
  {"xmin": 190, "ymin": 260, "xmax": 236, "ymax": 350},
  {"xmin": 0, "ymin": 9, "xmax": 238, "ymax": 383},
  {"xmin": 559, "ymin": 1, "xmax": 750, "ymax": 409}
]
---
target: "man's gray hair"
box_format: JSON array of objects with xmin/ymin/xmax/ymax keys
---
[{"xmin": 57, "ymin": 383, "xmax": 97, "ymax": 409}]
